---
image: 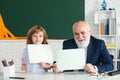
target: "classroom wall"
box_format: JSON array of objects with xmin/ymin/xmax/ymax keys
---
[
  {"xmin": 85, "ymin": 0, "xmax": 120, "ymax": 35},
  {"xmin": 0, "ymin": 40, "xmax": 64, "ymax": 72}
]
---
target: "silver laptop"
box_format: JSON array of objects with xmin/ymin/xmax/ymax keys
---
[{"xmin": 56, "ymin": 48, "xmax": 86, "ymax": 71}]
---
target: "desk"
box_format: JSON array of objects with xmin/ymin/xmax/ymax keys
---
[{"xmin": 0, "ymin": 72, "xmax": 120, "ymax": 80}]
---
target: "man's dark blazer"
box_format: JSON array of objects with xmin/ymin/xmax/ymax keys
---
[{"xmin": 63, "ymin": 36, "xmax": 114, "ymax": 73}]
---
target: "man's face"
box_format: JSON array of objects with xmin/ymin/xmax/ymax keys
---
[{"xmin": 73, "ymin": 24, "xmax": 91, "ymax": 45}]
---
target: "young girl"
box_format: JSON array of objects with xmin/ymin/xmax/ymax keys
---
[{"xmin": 21, "ymin": 25, "xmax": 52, "ymax": 73}]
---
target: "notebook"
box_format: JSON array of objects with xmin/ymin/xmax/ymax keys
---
[
  {"xmin": 27, "ymin": 44, "xmax": 53, "ymax": 63},
  {"xmin": 56, "ymin": 48, "xmax": 86, "ymax": 71}
]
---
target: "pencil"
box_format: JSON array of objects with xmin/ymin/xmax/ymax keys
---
[{"xmin": 9, "ymin": 77, "xmax": 25, "ymax": 79}]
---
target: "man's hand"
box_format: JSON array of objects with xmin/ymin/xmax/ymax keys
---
[
  {"xmin": 84, "ymin": 63, "xmax": 96, "ymax": 73},
  {"xmin": 52, "ymin": 64, "xmax": 61, "ymax": 73}
]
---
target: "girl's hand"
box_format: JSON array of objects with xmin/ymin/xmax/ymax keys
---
[
  {"xmin": 39, "ymin": 61, "xmax": 47, "ymax": 68},
  {"xmin": 21, "ymin": 64, "xmax": 27, "ymax": 71},
  {"xmin": 39, "ymin": 61, "xmax": 51, "ymax": 69}
]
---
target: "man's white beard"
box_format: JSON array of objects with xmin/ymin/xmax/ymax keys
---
[{"xmin": 75, "ymin": 37, "xmax": 90, "ymax": 48}]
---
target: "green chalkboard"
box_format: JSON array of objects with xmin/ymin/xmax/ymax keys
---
[{"xmin": 0, "ymin": 0, "xmax": 84, "ymax": 39}]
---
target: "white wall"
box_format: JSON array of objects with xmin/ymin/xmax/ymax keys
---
[
  {"xmin": 0, "ymin": 40, "xmax": 64, "ymax": 72},
  {"xmin": 85, "ymin": 0, "xmax": 120, "ymax": 35}
]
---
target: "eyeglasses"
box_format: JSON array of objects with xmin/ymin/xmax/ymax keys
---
[{"xmin": 89, "ymin": 73, "xmax": 109, "ymax": 80}]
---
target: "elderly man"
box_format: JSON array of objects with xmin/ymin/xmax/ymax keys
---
[{"xmin": 53, "ymin": 21, "xmax": 114, "ymax": 74}]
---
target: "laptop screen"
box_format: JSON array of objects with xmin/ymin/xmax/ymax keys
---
[{"xmin": 56, "ymin": 48, "xmax": 86, "ymax": 71}]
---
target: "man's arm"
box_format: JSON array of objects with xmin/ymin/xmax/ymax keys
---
[{"xmin": 96, "ymin": 41, "xmax": 114, "ymax": 73}]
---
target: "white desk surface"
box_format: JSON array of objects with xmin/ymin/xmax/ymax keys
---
[{"xmin": 0, "ymin": 71, "xmax": 120, "ymax": 80}]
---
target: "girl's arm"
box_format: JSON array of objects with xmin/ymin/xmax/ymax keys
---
[{"xmin": 21, "ymin": 58, "xmax": 27, "ymax": 71}]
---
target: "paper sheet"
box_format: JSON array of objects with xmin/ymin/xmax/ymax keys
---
[{"xmin": 28, "ymin": 44, "xmax": 53, "ymax": 63}]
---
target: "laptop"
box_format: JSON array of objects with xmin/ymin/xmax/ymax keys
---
[
  {"xmin": 27, "ymin": 44, "xmax": 53, "ymax": 63},
  {"xmin": 56, "ymin": 48, "xmax": 86, "ymax": 71}
]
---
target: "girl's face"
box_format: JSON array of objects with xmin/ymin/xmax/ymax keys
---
[{"xmin": 32, "ymin": 31, "xmax": 44, "ymax": 44}]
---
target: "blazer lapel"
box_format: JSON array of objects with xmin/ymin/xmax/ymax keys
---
[{"xmin": 86, "ymin": 36, "xmax": 93, "ymax": 63}]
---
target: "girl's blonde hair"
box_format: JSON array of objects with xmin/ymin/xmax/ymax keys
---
[{"xmin": 26, "ymin": 25, "xmax": 48, "ymax": 44}]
